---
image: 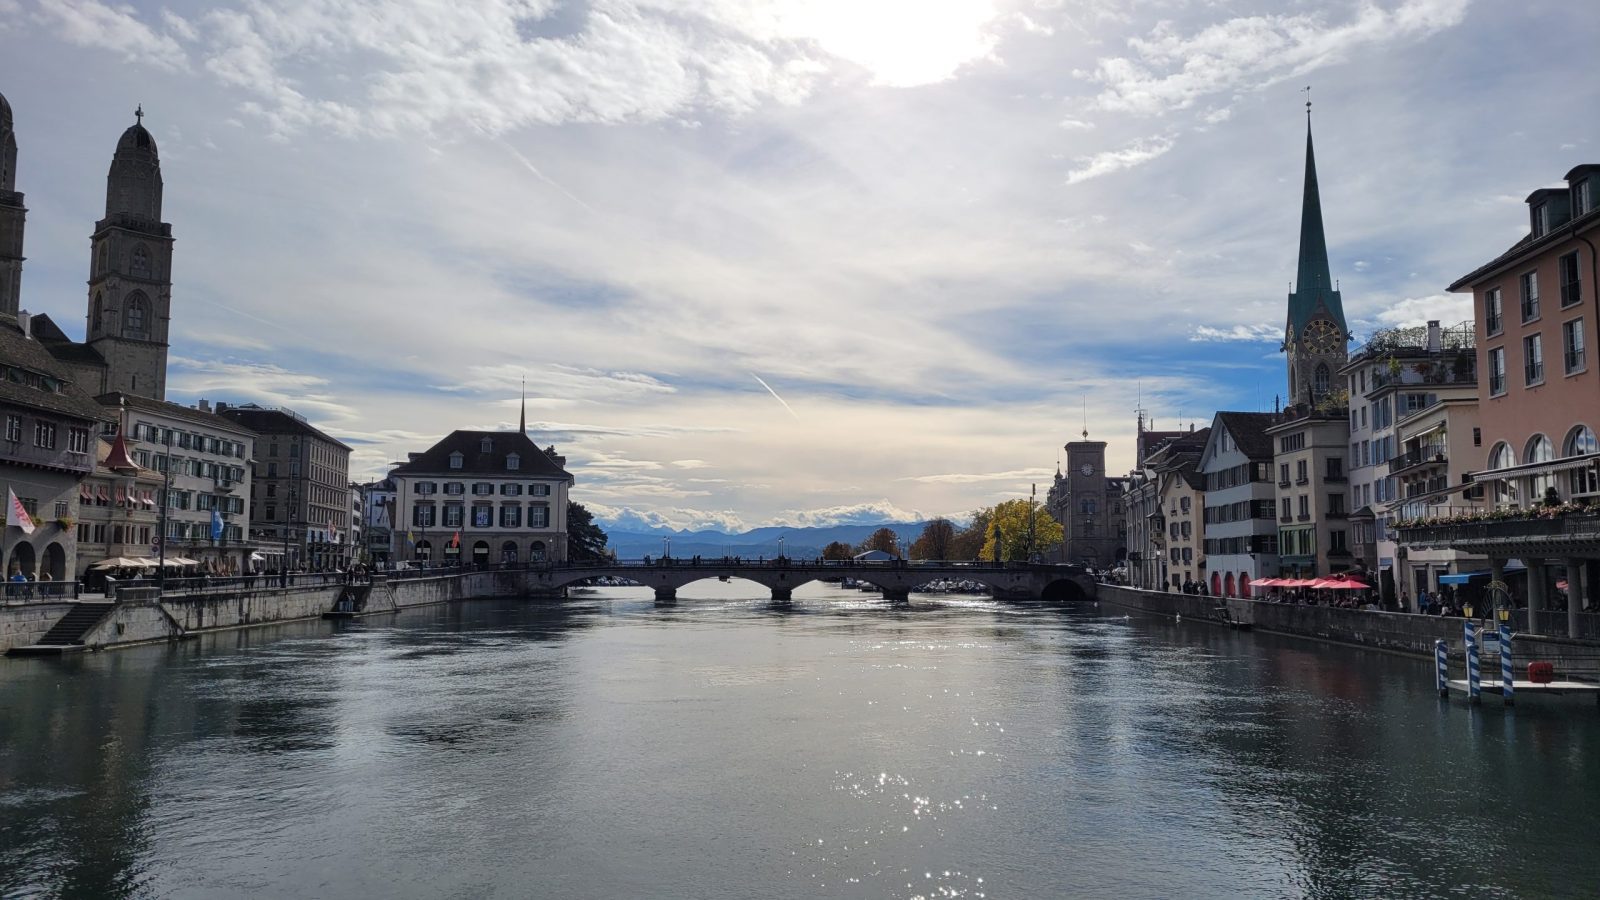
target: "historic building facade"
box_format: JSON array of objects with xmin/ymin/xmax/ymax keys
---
[
  {"xmin": 390, "ymin": 430, "xmax": 574, "ymax": 565},
  {"xmin": 1198, "ymin": 412, "xmax": 1281, "ymax": 596},
  {"xmin": 218, "ymin": 403, "xmax": 351, "ymax": 572},
  {"xmin": 1046, "ymin": 437, "xmax": 1128, "ymax": 568}
]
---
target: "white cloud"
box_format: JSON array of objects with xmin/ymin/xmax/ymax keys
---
[
  {"xmin": 903, "ymin": 467, "xmax": 1054, "ymax": 484},
  {"xmin": 1371, "ymin": 294, "xmax": 1473, "ymax": 328},
  {"xmin": 1189, "ymin": 324, "xmax": 1281, "ymax": 342},
  {"xmin": 34, "ymin": 0, "xmax": 189, "ymax": 69},
  {"xmin": 1064, "ymin": 136, "xmax": 1173, "ymax": 184},
  {"xmin": 771, "ymin": 499, "xmax": 924, "ymax": 527},
  {"xmin": 1088, "ymin": 0, "xmax": 1471, "ymax": 115}
]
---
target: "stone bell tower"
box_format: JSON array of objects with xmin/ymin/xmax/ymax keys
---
[
  {"xmin": 86, "ymin": 106, "xmax": 173, "ymax": 400},
  {"xmin": 1283, "ymin": 103, "xmax": 1349, "ymax": 410},
  {"xmin": 0, "ymin": 90, "xmax": 25, "ymax": 320}
]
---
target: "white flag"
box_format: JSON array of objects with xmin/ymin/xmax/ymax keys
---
[{"xmin": 7, "ymin": 488, "xmax": 35, "ymax": 535}]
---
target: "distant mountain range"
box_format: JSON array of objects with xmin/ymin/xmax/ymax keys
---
[{"xmin": 600, "ymin": 522, "xmax": 933, "ymax": 560}]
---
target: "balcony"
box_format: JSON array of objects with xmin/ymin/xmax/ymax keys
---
[
  {"xmin": 1326, "ymin": 509, "xmax": 1348, "ymax": 519},
  {"xmin": 1389, "ymin": 445, "xmax": 1448, "ymax": 476},
  {"xmin": 1394, "ymin": 508, "xmax": 1600, "ymax": 553},
  {"xmin": 1323, "ymin": 473, "xmax": 1346, "ymax": 483}
]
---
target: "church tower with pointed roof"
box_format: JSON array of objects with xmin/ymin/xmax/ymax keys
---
[
  {"xmin": 85, "ymin": 106, "xmax": 173, "ymax": 400},
  {"xmin": 0, "ymin": 90, "xmax": 25, "ymax": 319},
  {"xmin": 1283, "ymin": 104, "xmax": 1349, "ymax": 410}
]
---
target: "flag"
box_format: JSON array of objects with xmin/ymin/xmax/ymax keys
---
[
  {"xmin": 6, "ymin": 488, "xmax": 35, "ymax": 535},
  {"xmin": 211, "ymin": 509, "xmax": 224, "ymax": 540},
  {"xmin": 406, "ymin": 529, "xmax": 415, "ymax": 545},
  {"xmin": 450, "ymin": 531, "xmax": 460, "ymax": 548}
]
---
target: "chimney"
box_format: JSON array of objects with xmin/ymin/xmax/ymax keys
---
[
  {"xmin": 1426, "ymin": 320, "xmax": 1442, "ymax": 353},
  {"xmin": 16, "ymin": 309, "xmax": 29, "ymax": 339}
]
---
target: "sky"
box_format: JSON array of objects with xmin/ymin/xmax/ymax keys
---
[{"xmin": 2, "ymin": 0, "xmax": 1597, "ymax": 533}]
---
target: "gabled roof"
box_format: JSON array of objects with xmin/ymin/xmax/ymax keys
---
[
  {"xmin": 29, "ymin": 313, "xmax": 108, "ymax": 367},
  {"xmin": 1213, "ymin": 412, "xmax": 1280, "ymax": 461},
  {"xmin": 1448, "ymin": 204, "xmax": 1600, "ymax": 291},
  {"xmin": 389, "ymin": 430, "xmax": 572, "ymax": 481},
  {"xmin": 0, "ymin": 318, "xmax": 108, "ymax": 422}
]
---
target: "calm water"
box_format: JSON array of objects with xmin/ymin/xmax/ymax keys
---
[{"xmin": 2, "ymin": 581, "xmax": 1597, "ymax": 899}]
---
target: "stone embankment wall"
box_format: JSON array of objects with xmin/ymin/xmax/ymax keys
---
[
  {"xmin": 1098, "ymin": 585, "xmax": 1598, "ymax": 674},
  {"xmin": 2, "ymin": 568, "xmax": 559, "ymax": 654}
]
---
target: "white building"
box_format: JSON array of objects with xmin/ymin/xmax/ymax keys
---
[{"xmin": 1197, "ymin": 412, "xmax": 1281, "ymax": 597}]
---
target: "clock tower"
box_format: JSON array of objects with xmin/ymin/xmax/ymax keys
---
[{"xmin": 1283, "ymin": 107, "xmax": 1348, "ymax": 409}]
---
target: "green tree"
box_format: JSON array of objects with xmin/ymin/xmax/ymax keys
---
[
  {"xmin": 857, "ymin": 527, "xmax": 901, "ymax": 557},
  {"xmin": 567, "ymin": 502, "xmax": 609, "ymax": 562},
  {"xmin": 821, "ymin": 540, "xmax": 854, "ymax": 561},
  {"xmin": 978, "ymin": 498, "xmax": 1064, "ymax": 562},
  {"xmin": 909, "ymin": 518, "xmax": 956, "ymax": 560}
]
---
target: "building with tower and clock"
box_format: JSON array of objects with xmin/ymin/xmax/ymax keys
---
[{"xmin": 1046, "ymin": 432, "xmax": 1128, "ymax": 568}]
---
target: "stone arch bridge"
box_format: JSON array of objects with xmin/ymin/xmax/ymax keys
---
[{"xmin": 529, "ymin": 561, "xmax": 1098, "ymax": 604}]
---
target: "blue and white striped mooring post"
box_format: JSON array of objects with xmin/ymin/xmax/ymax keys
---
[
  {"xmin": 1434, "ymin": 639, "xmax": 1450, "ymax": 696},
  {"xmin": 1464, "ymin": 620, "xmax": 1481, "ymax": 704},
  {"xmin": 1500, "ymin": 623, "xmax": 1515, "ymax": 705}
]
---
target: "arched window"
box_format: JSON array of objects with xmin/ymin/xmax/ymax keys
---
[
  {"xmin": 96, "ymin": 244, "xmax": 108, "ymax": 276},
  {"xmin": 1223, "ymin": 572, "xmax": 1236, "ymax": 598},
  {"xmin": 1566, "ymin": 425, "xmax": 1599, "ymax": 496},
  {"xmin": 92, "ymin": 292, "xmax": 104, "ymax": 332},
  {"xmin": 500, "ymin": 540, "xmax": 518, "ymax": 564},
  {"xmin": 1313, "ymin": 364, "xmax": 1331, "ymax": 398},
  {"xmin": 1525, "ymin": 434, "xmax": 1555, "ymax": 501},
  {"xmin": 530, "ymin": 540, "xmax": 547, "ymax": 562},
  {"xmin": 1239, "ymin": 573, "xmax": 1252, "ymax": 598},
  {"xmin": 1488, "ymin": 442, "xmax": 1518, "ymax": 507},
  {"xmin": 131, "ymin": 244, "xmax": 151, "ymax": 278},
  {"xmin": 124, "ymin": 292, "xmax": 148, "ymax": 337},
  {"xmin": 414, "ymin": 539, "xmax": 432, "ymax": 561}
]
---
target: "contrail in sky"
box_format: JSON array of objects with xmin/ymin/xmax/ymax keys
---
[
  {"xmin": 750, "ymin": 373, "xmax": 801, "ymax": 422},
  {"xmin": 498, "ymin": 140, "xmax": 596, "ymax": 213}
]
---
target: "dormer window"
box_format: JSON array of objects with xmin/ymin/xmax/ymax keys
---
[
  {"xmin": 480, "ymin": 438, "xmax": 493, "ymax": 453},
  {"xmin": 1576, "ymin": 179, "xmax": 1593, "ymax": 217},
  {"xmin": 506, "ymin": 453, "xmax": 520, "ymax": 471},
  {"xmin": 1532, "ymin": 201, "xmax": 1549, "ymax": 238},
  {"xmin": 449, "ymin": 451, "xmax": 463, "ymax": 469}
]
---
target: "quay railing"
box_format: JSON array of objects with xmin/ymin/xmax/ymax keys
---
[{"xmin": 1, "ymin": 581, "xmax": 83, "ymax": 604}]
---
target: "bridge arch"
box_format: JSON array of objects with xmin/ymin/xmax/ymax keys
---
[{"xmin": 1040, "ymin": 577, "xmax": 1091, "ymax": 603}]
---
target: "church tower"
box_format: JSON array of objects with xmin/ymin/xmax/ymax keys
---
[
  {"xmin": 86, "ymin": 107, "xmax": 173, "ymax": 400},
  {"xmin": 1283, "ymin": 106, "xmax": 1348, "ymax": 410},
  {"xmin": 0, "ymin": 91, "xmax": 25, "ymax": 319}
]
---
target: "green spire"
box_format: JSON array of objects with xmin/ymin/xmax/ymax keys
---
[{"xmin": 1287, "ymin": 118, "xmax": 1346, "ymax": 336}]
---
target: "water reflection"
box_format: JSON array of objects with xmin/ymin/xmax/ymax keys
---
[{"xmin": 1, "ymin": 583, "xmax": 1596, "ymax": 899}]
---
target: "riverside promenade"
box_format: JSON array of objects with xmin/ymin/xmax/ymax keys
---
[{"xmin": 1098, "ymin": 584, "xmax": 1600, "ymax": 680}]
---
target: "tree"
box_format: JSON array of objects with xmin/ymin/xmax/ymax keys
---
[
  {"xmin": 857, "ymin": 527, "xmax": 900, "ymax": 557},
  {"xmin": 567, "ymin": 502, "xmax": 609, "ymax": 562},
  {"xmin": 910, "ymin": 518, "xmax": 956, "ymax": 560},
  {"xmin": 978, "ymin": 498, "xmax": 1064, "ymax": 562},
  {"xmin": 821, "ymin": 540, "xmax": 854, "ymax": 561},
  {"xmin": 949, "ymin": 507, "xmax": 992, "ymax": 560}
]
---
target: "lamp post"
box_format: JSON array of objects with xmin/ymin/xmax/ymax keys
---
[{"xmin": 157, "ymin": 430, "xmax": 171, "ymax": 591}]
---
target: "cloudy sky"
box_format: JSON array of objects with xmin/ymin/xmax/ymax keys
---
[{"xmin": 2, "ymin": 0, "xmax": 1596, "ymax": 532}]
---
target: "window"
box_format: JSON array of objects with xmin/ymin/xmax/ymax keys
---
[
  {"xmin": 1327, "ymin": 457, "xmax": 1343, "ymax": 479},
  {"xmin": 131, "ymin": 245, "xmax": 151, "ymax": 277},
  {"xmin": 500, "ymin": 483, "xmax": 523, "ymax": 496},
  {"xmin": 473, "ymin": 505, "xmax": 493, "ymax": 528},
  {"xmin": 1295, "ymin": 459, "xmax": 1308, "ymax": 484},
  {"xmin": 480, "ymin": 438, "xmax": 493, "ymax": 453},
  {"xmin": 413, "ymin": 505, "xmax": 436, "ymax": 527},
  {"xmin": 1297, "ymin": 495, "xmax": 1310, "ymax": 518},
  {"xmin": 68, "ymin": 427, "xmax": 90, "ymax": 454},
  {"xmin": 1313, "ymin": 364, "xmax": 1330, "ymax": 398},
  {"xmin": 1279, "ymin": 433, "xmax": 1305, "ymax": 453},
  {"xmin": 1532, "ymin": 202, "xmax": 1549, "ymax": 238},
  {"xmin": 1525, "ymin": 334, "xmax": 1544, "ymax": 385},
  {"xmin": 1488, "ymin": 347, "xmax": 1506, "ymax": 395},
  {"xmin": 1473, "ymin": 427, "xmax": 1482, "ymax": 447},
  {"xmin": 1179, "ymin": 496, "xmax": 1190, "ymax": 513},
  {"xmin": 1565, "ymin": 318, "xmax": 1587, "ymax": 374},
  {"xmin": 506, "ymin": 453, "xmax": 520, "ymax": 471},
  {"xmin": 1527, "ymin": 434, "xmax": 1556, "ymax": 500},
  {"xmin": 124, "ymin": 292, "xmax": 149, "ymax": 337},
  {"xmin": 415, "ymin": 481, "xmax": 437, "ymax": 495},
  {"xmin": 1278, "ymin": 463, "xmax": 1290, "ymax": 486},
  {"xmin": 1566, "ymin": 425, "xmax": 1599, "ymax": 495},
  {"xmin": 5, "ymin": 414, "xmax": 20, "ymax": 442},
  {"xmin": 265, "ymin": 505, "xmax": 277, "ymax": 520},
  {"xmin": 33, "ymin": 420, "xmax": 56, "ymax": 449},
  {"xmin": 1330, "ymin": 530, "xmax": 1348, "ymax": 552},
  {"xmin": 530, "ymin": 484, "xmax": 551, "ymax": 497},
  {"xmin": 443, "ymin": 505, "xmax": 463, "ymax": 528},
  {"xmin": 267, "ymin": 462, "xmax": 278, "ymax": 477},
  {"xmin": 449, "ymin": 452, "xmax": 464, "ymax": 469},
  {"xmin": 1281, "ymin": 497, "xmax": 1292, "ymax": 521},
  {"xmin": 1576, "ymin": 179, "xmax": 1593, "ymax": 217},
  {"xmin": 1485, "ymin": 288, "xmax": 1503, "ymax": 334},
  {"xmin": 1520, "ymin": 272, "xmax": 1539, "ymax": 322},
  {"xmin": 1560, "ymin": 252, "xmax": 1582, "ymax": 307},
  {"xmin": 529, "ymin": 505, "xmax": 549, "ymax": 528},
  {"xmin": 266, "ymin": 484, "xmax": 277, "ymax": 498},
  {"xmin": 500, "ymin": 505, "xmax": 522, "ymax": 528},
  {"xmin": 472, "ymin": 482, "xmax": 494, "ymax": 496},
  {"xmin": 445, "ymin": 482, "xmax": 464, "ymax": 495},
  {"xmin": 1328, "ymin": 494, "xmax": 1345, "ymax": 514}
]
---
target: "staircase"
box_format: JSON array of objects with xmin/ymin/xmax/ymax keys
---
[{"xmin": 7, "ymin": 602, "xmax": 116, "ymax": 655}]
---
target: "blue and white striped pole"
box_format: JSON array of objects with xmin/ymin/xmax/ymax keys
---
[
  {"xmin": 1499, "ymin": 623, "xmax": 1515, "ymax": 705},
  {"xmin": 1464, "ymin": 620, "xmax": 1481, "ymax": 704},
  {"xmin": 1434, "ymin": 639, "xmax": 1449, "ymax": 696}
]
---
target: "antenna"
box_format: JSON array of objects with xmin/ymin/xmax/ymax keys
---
[
  {"xmin": 1302, "ymin": 85, "xmax": 1311, "ymax": 120},
  {"xmin": 1081, "ymin": 396, "xmax": 1088, "ymax": 440}
]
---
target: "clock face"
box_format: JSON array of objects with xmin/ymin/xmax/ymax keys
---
[
  {"xmin": 1303, "ymin": 319, "xmax": 1342, "ymax": 354},
  {"xmin": 1080, "ymin": 463, "xmax": 1095, "ymax": 477}
]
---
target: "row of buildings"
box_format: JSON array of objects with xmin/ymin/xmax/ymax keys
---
[
  {"xmin": 1053, "ymin": 113, "xmax": 1598, "ymax": 629},
  {"xmin": 0, "ymin": 91, "xmax": 574, "ymax": 584}
]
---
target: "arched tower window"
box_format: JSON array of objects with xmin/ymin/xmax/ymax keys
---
[
  {"xmin": 92, "ymin": 292, "xmax": 104, "ymax": 332},
  {"xmin": 124, "ymin": 291, "xmax": 148, "ymax": 338},
  {"xmin": 131, "ymin": 245, "xmax": 151, "ymax": 278},
  {"xmin": 1566, "ymin": 424, "xmax": 1598, "ymax": 495},
  {"xmin": 1313, "ymin": 363, "xmax": 1331, "ymax": 399},
  {"xmin": 96, "ymin": 244, "xmax": 108, "ymax": 277}
]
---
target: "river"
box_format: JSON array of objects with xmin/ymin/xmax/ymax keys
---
[{"xmin": 2, "ymin": 580, "xmax": 1596, "ymax": 899}]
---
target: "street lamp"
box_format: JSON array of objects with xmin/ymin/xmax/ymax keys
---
[{"xmin": 157, "ymin": 430, "xmax": 172, "ymax": 592}]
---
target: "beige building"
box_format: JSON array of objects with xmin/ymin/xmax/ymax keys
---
[
  {"xmin": 390, "ymin": 430, "xmax": 574, "ymax": 565},
  {"xmin": 1268, "ymin": 412, "xmax": 1353, "ymax": 578},
  {"xmin": 75, "ymin": 425, "xmax": 161, "ymax": 578},
  {"xmin": 1389, "ymin": 393, "xmax": 1487, "ymax": 601},
  {"xmin": 217, "ymin": 403, "xmax": 351, "ymax": 572},
  {"xmin": 1151, "ymin": 428, "xmax": 1209, "ymax": 590}
]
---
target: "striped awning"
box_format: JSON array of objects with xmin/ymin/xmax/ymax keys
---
[{"xmin": 1471, "ymin": 451, "xmax": 1600, "ymax": 483}]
